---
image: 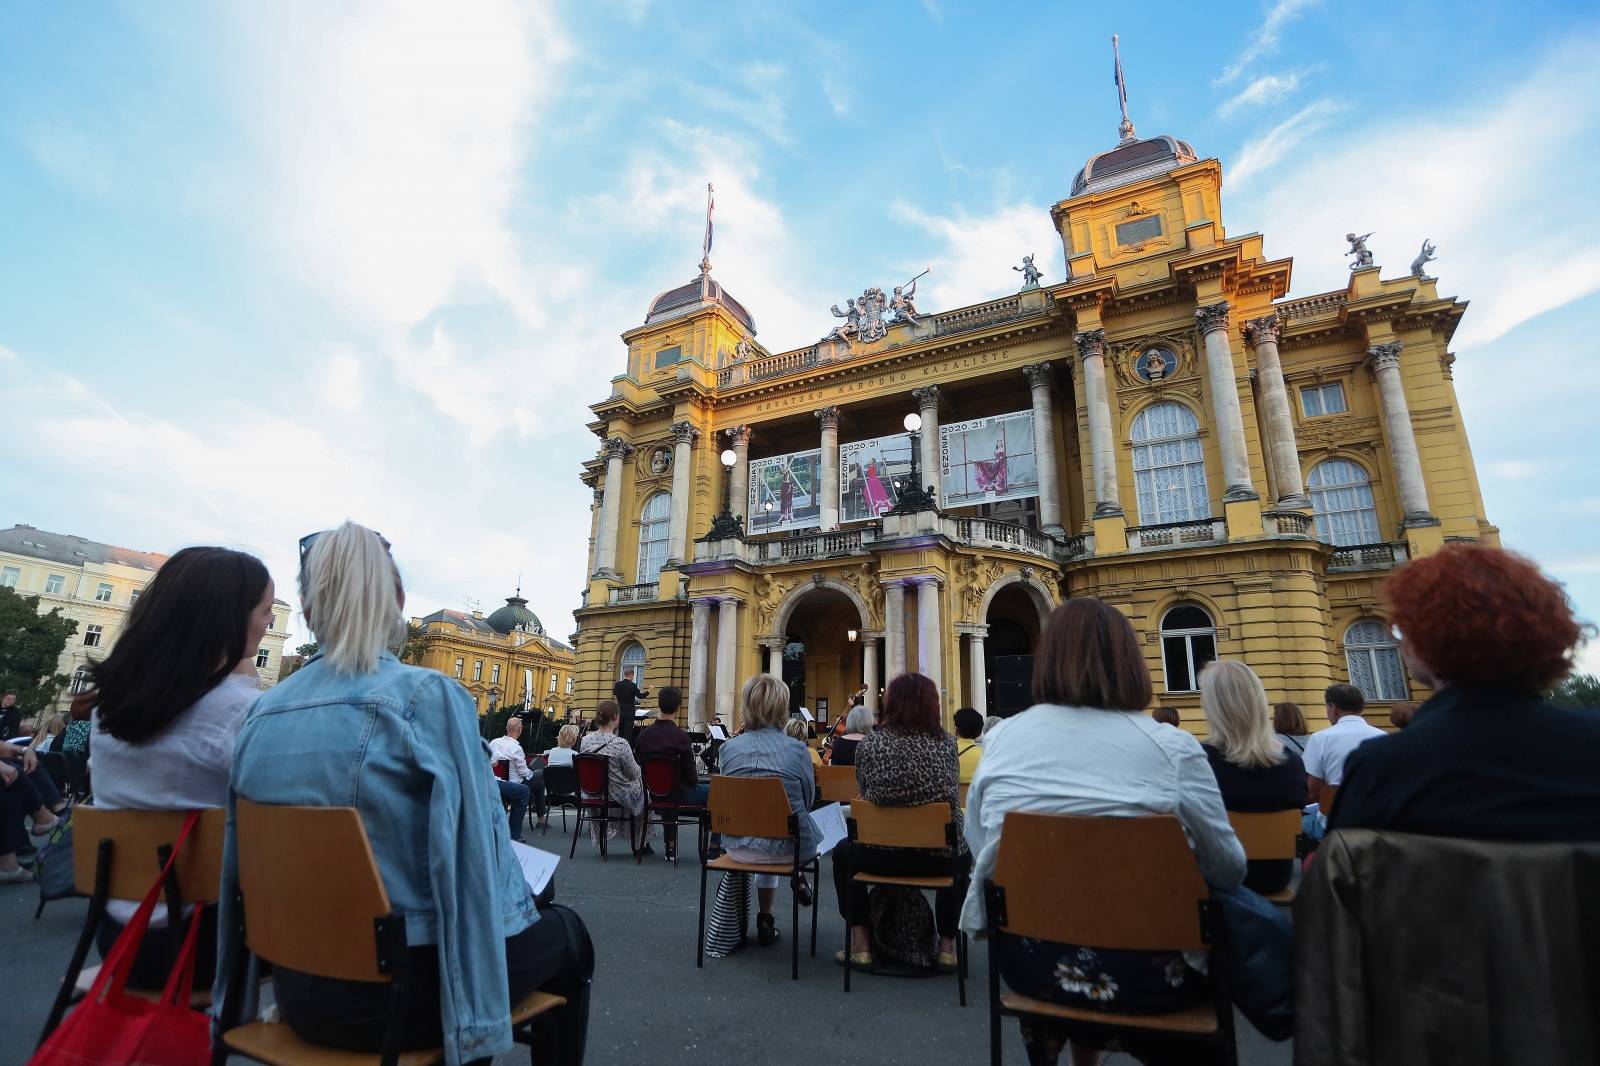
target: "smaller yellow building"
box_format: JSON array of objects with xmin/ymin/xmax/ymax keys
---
[{"xmin": 409, "ymin": 590, "xmax": 578, "ymax": 718}]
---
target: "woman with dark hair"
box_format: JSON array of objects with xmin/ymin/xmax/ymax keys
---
[
  {"xmin": 578, "ymin": 699, "xmax": 649, "ymax": 855},
  {"xmin": 831, "ymin": 672, "xmax": 967, "ymax": 972},
  {"xmin": 960, "ymin": 598, "xmax": 1245, "ymax": 1066},
  {"xmin": 1332, "ymin": 544, "xmax": 1600, "ymax": 840},
  {"xmin": 1273, "ymin": 701, "xmax": 1310, "ymax": 755},
  {"xmin": 86, "ymin": 545, "xmax": 274, "ymax": 986}
]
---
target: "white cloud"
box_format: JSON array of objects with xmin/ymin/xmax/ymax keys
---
[
  {"xmin": 1576, "ymin": 639, "xmax": 1600, "ymax": 677},
  {"xmin": 821, "ymin": 73, "xmax": 851, "ymax": 118},
  {"xmin": 1229, "ymin": 98, "xmax": 1344, "ymax": 186},
  {"xmin": 1218, "ymin": 71, "xmax": 1307, "ymax": 119},
  {"xmin": 920, "ymin": 0, "xmax": 945, "ymax": 24},
  {"xmin": 1217, "ymin": 0, "xmax": 1319, "ymax": 85},
  {"xmin": 322, "ymin": 348, "xmax": 366, "ymax": 412},
  {"xmin": 1486, "ymin": 459, "xmax": 1545, "ymax": 481},
  {"xmin": 889, "ymin": 202, "xmax": 1061, "ymax": 314}
]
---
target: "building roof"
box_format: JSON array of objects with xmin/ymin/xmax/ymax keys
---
[
  {"xmin": 486, "ymin": 594, "xmax": 543, "ymax": 636},
  {"xmin": 1071, "ymin": 134, "xmax": 1198, "ymax": 197},
  {"xmin": 0, "ymin": 524, "xmax": 168, "ymax": 572},
  {"xmin": 645, "ymin": 272, "xmax": 756, "ymax": 334},
  {"xmin": 417, "ymin": 608, "xmax": 501, "ymax": 635}
]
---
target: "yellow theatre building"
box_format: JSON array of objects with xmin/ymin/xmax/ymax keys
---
[
  {"xmin": 570, "ymin": 111, "xmax": 1496, "ymax": 734},
  {"xmin": 410, "ymin": 591, "xmax": 577, "ymax": 720}
]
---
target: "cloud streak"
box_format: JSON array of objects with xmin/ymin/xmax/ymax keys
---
[
  {"xmin": 1229, "ymin": 98, "xmax": 1344, "ymax": 185},
  {"xmin": 1218, "ymin": 70, "xmax": 1308, "ymax": 119},
  {"xmin": 1217, "ymin": 0, "xmax": 1319, "ymax": 85}
]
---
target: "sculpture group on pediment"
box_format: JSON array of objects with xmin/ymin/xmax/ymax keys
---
[{"xmin": 824, "ymin": 271, "xmax": 929, "ymax": 347}]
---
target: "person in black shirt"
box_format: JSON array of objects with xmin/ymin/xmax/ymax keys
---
[
  {"xmin": 634, "ymin": 686, "xmax": 706, "ymax": 862},
  {"xmin": 1199, "ymin": 660, "xmax": 1307, "ymax": 893},
  {"xmin": 0, "ymin": 691, "xmax": 22, "ymax": 740},
  {"xmin": 611, "ymin": 670, "xmax": 648, "ymax": 744},
  {"xmin": 1332, "ymin": 544, "xmax": 1600, "ymax": 841}
]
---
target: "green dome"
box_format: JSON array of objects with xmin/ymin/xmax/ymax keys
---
[{"xmin": 486, "ymin": 594, "xmax": 543, "ymax": 636}]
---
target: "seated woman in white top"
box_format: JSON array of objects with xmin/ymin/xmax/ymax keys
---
[
  {"xmin": 544, "ymin": 723, "xmax": 580, "ymax": 767},
  {"xmin": 961, "ymin": 597, "xmax": 1246, "ymax": 1066},
  {"xmin": 87, "ymin": 546, "xmax": 276, "ymax": 990}
]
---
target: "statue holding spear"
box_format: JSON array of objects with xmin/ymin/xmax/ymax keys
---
[{"xmin": 890, "ymin": 268, "xmax": 929, "ymax": 326}]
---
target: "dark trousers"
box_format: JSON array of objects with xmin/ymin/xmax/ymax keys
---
[
  {"xmin": 4, "ymin": 759, "xmax": 64, "ymax": 814},
  {"xmin": 273, "ymin": 904, "xmax": 593, "ymax": 1066},
  {"xmin": 498, "ymin": 779, "xmax": 530, "ymax": 840},
  {"xmin": 96, "ymin": 904, "xmax": 220, "ymax": 991},
  {"xmin": 0, "ymin": 782, "xmax": 26, "ymax": 857},
  {"xmin": 663, "ymin": 782, "xmax": 710, "ymax": 853},
  {"xmin": 830, "ymin": 842, "xmax": 967, "ymax": 938}
]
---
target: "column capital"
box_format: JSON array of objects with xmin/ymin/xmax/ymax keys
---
[
  {"xmin": 1074, "ymin": 328, "xmax": 1107, "ymax": 361},
  {"xmin": 1242, "ymin": 313, "xmax": 1282, "ymax": 347},
  {"xmin": 670, "ymin": 420, "xmax": 700, "ymax": 445},
  {"xmin": 909, "ymin": 575, "xmax": 944, "ymax": 589},
  {"xmin": 912, "ymin": 384, "xmax": 941, "ymax": 410},
  {"xmin": 724, "ymin": 424, "xmax": 752, "ymax": 448},
  {"xmin": 689, "ymin": 596, "xmax": 714, "ymax": 612},
  {"xmin": 592, "ymin": 488, "xmax": 604, "ymax": 504},
  {"xmin": 603, "ymin": 436, "xmax": 634, "ymax": 460},
  {"xmin": 1195, "ymin": 301, "xmax": 1231, "ymax": 335},
  {"xmin": 814, "ymin": 405, "xmax": 841, "ymax": 429},
  {"xmin": 881, "ymin": 577, "xmax": 910, "ymax": 592},
  {"xmin": 1021, "ymin": 362, "xmax": 1054, "ymax": 389},
  {"xmin": 1366, "ymin": 341, "xmax": 1404, "ymax": 372}
]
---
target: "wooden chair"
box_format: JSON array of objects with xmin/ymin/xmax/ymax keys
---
[
  {"xmin": 570, "ymin": 753, "xmax": 629, "ymax": 862},
  {"xmin": 1226, "ymin": 809, "xmax": 1302, "ymax": 904},
  {"xmin": 641, "ymin": 756, "xmax": 706, "ymax": 867},
  {"xmin": 815, "ymin": 763, "xmax": 858, "ymax": 804},
  {"xmin": 958, "ymin": 782, "xmax": 971, "ymax": 809},
  {"xmin": 696, "ymin": 775, "xmax": 819, "ymax": 981},
  {"xmin": 38, "ymin": 806, "xmax": 229, "ymax": 1045},
  {"xmin": 213, "ymin": 800, "xmax": 566, "ymax": 1066},
  {"xmin": 984, "ymin": 813, "xmax": 1238, "ymax": 1066},
  {"xmin": 844, "ymin": 799, "xmax": 968, "ymax": 1005},
  {"xmin": 1318, "ymin": 784, "xmax": 1339, "ymax": 815}
]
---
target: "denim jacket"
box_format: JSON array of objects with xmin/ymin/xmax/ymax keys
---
[{"xmin": 212, "ymin": 653, "xmax": 537, "ymax": 1066}]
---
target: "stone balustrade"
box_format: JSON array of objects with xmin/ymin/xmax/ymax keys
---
[
  {"xmin": 607, "ymin": 582, "xmax": 659, "ymax": 605},
  {"xmin": 953, "ymin": 517, "xmax": 1051, "ymax": 556},
  {"xmin": 1276, "ymin": 293, "xmax": 1347, "ymax": 322},
  {"xmin": 1328, "ymin": 541, "xmax": 1409, "ymax": 572},
  {"xmin": 1264, "ymin": 510, "xmax": 1314, "ymax": 537},
  {"xmin": 934, "ymin": 294, "xmax": 1025, "ymax": 336},
  {"xmin": 1126, "ymin": 517, "xmax": 1227, "ymax": 551}
]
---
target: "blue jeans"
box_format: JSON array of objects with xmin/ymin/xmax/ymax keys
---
[{"xmin": 498, "ymin": 779, "xmax": 530, "ymax": 841}]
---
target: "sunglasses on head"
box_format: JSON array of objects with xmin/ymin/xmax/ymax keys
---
[{"xmin": 299, "ymin": 529, "xmax": 390, "ymax": 564}]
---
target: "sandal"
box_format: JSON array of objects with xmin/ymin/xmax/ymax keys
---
[
  {"xmin": 834, "ymin": 948, "xmax": 874, "ymax": 967},
  {"xmin": 756, "ymin": 913, "xmax": 780, "ymax": 947}
]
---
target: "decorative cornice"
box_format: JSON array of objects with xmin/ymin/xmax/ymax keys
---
[
  {"xmin": 1195, "ymin": 301, "xmax": 1231, "ymax": 336},
  {"xmin": 1074, "ymin": 328, "xmax": 1107, "ymax": 361},
  {"xmin": 603, "ymin": 437, "xmax": 634, "ymax": 461},
  {"xmin": 724, "ymin": 425, "xmax": 752, "ymax": 448},
  {"xmin": 1241, "ymin": 313, "xmax": 1281, "ymax": 347},
  {"xmin": 669, "ymin": 420, "xmax": 699, "ymax": 446},
  {"xmin": 912, "ymin": 384, "xmax": 941, "ymax": 409},
  {"xmin": 1365, "ymin": 341, "xmax": 1404, "ymax": 372},
  {"xmin": 1021, "ymin": 362, "xmax": 1053, "ymax": 389},
  {"xmin": 814, "ymin": 405, "xmax": 840, "ymax": 430}
]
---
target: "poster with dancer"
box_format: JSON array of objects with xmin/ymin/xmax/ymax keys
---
[
  {"xmin": 939, "ymin": 410, "xmax": 1039, "ymax": 508},
  {"xmin": 747, "ymin": 448, "xmax": 821, "ymax": 534},
  {"xmin": 839, "ymin": 436, "xmax": 916, "ymax": 524}
]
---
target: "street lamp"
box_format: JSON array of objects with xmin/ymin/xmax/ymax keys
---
[
  {"xmin": 888, "ymin": 410, "xmax": 937, "ymax": 514},
  {"xmin": 846, "ymin": 628, "xmax": 858, "ymax": 643},
  {"xmin": 700, "ymin": 447, "xmax": 747, "ymax": 541}
]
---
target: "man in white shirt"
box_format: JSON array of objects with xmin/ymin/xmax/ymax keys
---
[
  {"xmin": 1302, "ymin": 683, "xmax": 1386, "ymax": 838},
  {"xmin": 488, "ymin": 717, "xmax": 547, "ymax": 835}
]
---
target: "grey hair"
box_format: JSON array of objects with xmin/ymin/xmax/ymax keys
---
[
  {"xmin": 300, "ymin": 521, "xmax": 404, "ymax": 677},
  {"xmin": 740, "ymin": 674, "xmax": 790, "ymax": 731},
  {"xmin": 1199, "ymin": 660, "xmax": 1286, "ymax": 770},
  {"xmin": 845, "ymin": 704, "xmax": 875, "ymax": 733}
]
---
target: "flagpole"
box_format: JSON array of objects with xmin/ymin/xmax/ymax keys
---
[
  {"xmin": 700, "ymin": 182, "xmax": 715, "ymax": 276},
  {"xmin": 1112, "ymin": 34, "xmax": 1135, "ymax": 143}
]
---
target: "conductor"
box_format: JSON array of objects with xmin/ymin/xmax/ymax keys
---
[{"xmin": 612, "ymin": 667, "xmax": 649, "ymax": 744}]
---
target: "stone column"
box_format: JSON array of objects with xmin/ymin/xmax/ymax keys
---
[
  {"xmin": 586, "ymin": 487, "xmax": 603, "ymax": 576},
  {"xmin": 815, "ymin": 406, "xmax": 840, "ymax": 530},
  {"xmin": 862, "ymin": 636, "xmax": 880, "ymax": 713},
  {"xmin": 666, "ymin": 420, "xmax": 700, "ymax": 565},
  {"xmin": 762, "ymin": 637, "xmax": 784, "ymax": 679},
  {"xmin": 1243, "ymin": 314, "xmax": 1307, "ymax": 508},
  {"xmin": 913, "ymin": 385, "xmax": 941, "ymax": 501},
  {"xmin": 1022, "ymin": 363, "xmax": 1063, "ymax": 533},
  {"xmin": 915, "ymin": 577, "xmax": 943, "ymax": 687},
  {"xmin": 688, "ymin": 598, "xmax": 712, "ymax": 724},
  {"xmin": 1196, "ymin": 302, "xmax": 1258, "ymax": 501},
  {"xmin": 884, "ymin": 581, "xmax": 907, "ymax": 679},
  {"xmin": 726, "ymin": 425, "xmax": 751, "ymax": 527},
  {"xmin": 715, "ymin": 597, "xmax": 740, "ymax": 724},
  {"xmin": 592, "ymin": 437, "xmax": 632, "ymax": 578},
  {"xmin": 1366, "ymin": 342, "xmax": 1436, "ymax": 525},
  {"xmin": 1076, "ymin": 330, "xmax": 1123, "ymax": 517},
  {"xmin": 967, "ymin": 626, "xmax": 989, "ymax": 717}
]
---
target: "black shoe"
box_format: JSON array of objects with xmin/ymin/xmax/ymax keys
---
[
  {"xmin": 663, "ymin": 846, "xmax": 677, "ymax": 863},
  {"xmin": 793, "ymin": 874, "xmax": 813, "ymax": 908},
  {"xmin": 638, "ymin": 843, "xmax": 655, "ymax": 856},
  {"xmin": 756, "ymin": 913, "xmax": 779, "ymax": 947}
]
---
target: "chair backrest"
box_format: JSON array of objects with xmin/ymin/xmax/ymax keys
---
[
  {"xmin": 1318, "ymin": 783, "xmax": 1339, "ymax": 814},
  {"xmin": 815, "ymin": 763, "xmax": 858, "ymax": 804},
  {"xmin": 641, "ymin": 756, "xmax": 679, "ymax": 801},
  {"xmin": 851, "ymin": 799, "xmax": 953, "ymax": 850},
  {"xmin": 72, "ymin": 806, "xmax": 228, "ymax": 903},
  {"xmin": 990, "ymin": 813, "xmax": 1210, "ymax": 953},
  {"xmin": 707, "ymin": 775, "xmax": 794, "ymax": 840},
  {"xmin": 544, "ymin": 763, "xmax": 578, "ymax": 798},
  {"xmin": 491, "ymin": 760, "xmax": 509, "ymax": 780},
  {"xmin": 574, "ymin": 752, "xmax": 610, "ymax": 796},
  {"xmin": 958, "ymin": 782, "xmax": 971, "ymax": 809},
  {"xmin": 234, "ymin": 799, "xmax": 394, "ymax": 982},
  {"xmin": 1227, "ymin": 809, "xmax": 1301, "ymax": 861}
]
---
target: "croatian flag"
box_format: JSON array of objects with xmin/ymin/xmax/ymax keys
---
[{"xmin": 703, "ymin": 183, "xmax": 715, "ymax": 261}]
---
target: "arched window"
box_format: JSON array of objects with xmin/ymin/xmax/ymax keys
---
[
  {"xmin": 1343, "ymin": 620, "xmax": 1407, "ymax": 701},
  {"xmin": 1309, "ymin": 459, "xmax": 1381, "ymax": 546},
  {"xmin": 1131, "ymin": 402, "xmax": 1210, "ymax": 524},
  {"xmin": 619, "ymin": 642, "xmax": 646, "ymax": 689},
  {"xmin": 1160, "ymin": 604, "xmax": 1216, "ymax": 693},
  {"xmin": 636, "ymin": 492, "xmax": 671, "ymax": 584}
]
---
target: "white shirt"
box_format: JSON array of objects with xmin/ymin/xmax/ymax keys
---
[
  {"xmin": 960, "ymin": 703, "xmax": 1246, "ymax": 938},
  {"xmin": 544, "ymin": 747, "xmax": 575, "ymax": 768},
  {"xmin": 1302, "ymin": 713, "xmax": 1386, "ymax": 786},
  {"xmin": 488, "ymin": 736, "xmax": 533, "ymax": 782}
]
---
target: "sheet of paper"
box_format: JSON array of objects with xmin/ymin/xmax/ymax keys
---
[
  {"xmin": 510, "ymin": 840, "xmax": 560, "ymax": 895},
  {"xmin": 809, "ymin": 802, "xmax": 848, "ymax": 856},
  {"xmin": 708, "ymin": 724, "xmax": 729, "ymax": 740},
  {"xmin": 799, "ymin": 707, "xmax": 815, "ymax": 722}
]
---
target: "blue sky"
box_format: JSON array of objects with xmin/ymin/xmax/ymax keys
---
[{"xmin": 3, "ymin": 1, "xmax": 1598, "ymax": 671}]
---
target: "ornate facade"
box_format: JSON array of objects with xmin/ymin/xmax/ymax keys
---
[
  {"xmin": 570, "ymin": 120, "xmax": 1494, "ymax": 733},
  {"xmin": 410, "ymin": 591, "xmax": 577, "ymax": 719}
]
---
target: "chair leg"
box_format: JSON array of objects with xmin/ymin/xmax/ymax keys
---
[
  {"xmin": 568, "ymin": 807, "xmax": 582, "ymax": 859},
  {"xmin": 957, "ymin": 930, "xmax": 967, "ymax": 1008},
  {"xmin": 987, "ymin": 932, "xmax": 1003, "ymax": 1066},
  {"xmin": 809, "ymin": 859, "xmax": 818, "ymax": 958},
  {"xmin": 843, "ymin": 908, "xmax": 852, "ymax": 993},
  {"xmin": 791, "ymin": 881, "xmax": 800, "ymax": 981}
]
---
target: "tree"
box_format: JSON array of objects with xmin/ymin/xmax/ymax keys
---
[
  {"xmin": 1548, "ymin": 672, "xmax": 1600, "ymax": 710},
  {"xmin": 0, "ymin": 586, "xmax": 80, "ymax": 715},
  {"xmin": 294, "ymin": 642, "xmax": 319, "ymax": 658},
  {"xmin": 400, "ymin": 623, "xmax": 427, "ymax": 665}
]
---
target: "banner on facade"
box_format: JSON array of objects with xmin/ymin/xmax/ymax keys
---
[
  {"xmin": 939, "ymin": 410, "xmax": 1039, "ymax": 508},
  {"xmin": 839, "ymin": 435, "xmax": 916, "ymax": 523},
  {"xmin": 747, "ymin": 448, "xmax": 821, "ymax": 534}
]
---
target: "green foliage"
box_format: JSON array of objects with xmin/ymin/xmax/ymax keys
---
[
  {"xmin": 400, "ymin": 623, "xmax": 426, "ymax": 665},
  {"xmin": 1548, "ymin": 671, "xmax": 1600, "ymax": 710},
  {"xmin": 0, "ymin": 586, "xmax": 79, "ymax": 714},
  {"xmin": 294, "ymin": 641, "xmax": 320, "ymax": 658}
]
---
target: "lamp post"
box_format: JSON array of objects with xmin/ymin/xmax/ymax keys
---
[
  {"xmin": 887, "ymin": 411, "xmax": 937, "ymax": 514},
  {"xmin": 700, "ymin": 447, "xmax": 746, "ymax": 541}
]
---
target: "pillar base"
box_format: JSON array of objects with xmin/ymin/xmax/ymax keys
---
[
  {"xmin": 1404, "ymin": 520, "xmax": 1445, "ymax": 558},
  {"xmin": 1043, "ymin": 523, "xmax": 1066, "ymax": 539},
  {"xmin": 1224, "ymin": 497, "xmax": 1265, "ymax": 539},
  {"xmin": 1222, "ymin": 485, "xmax": 1261, "ymax": 503},
  {"xmin": 1092, "ymin": 514, "xmax": 1128, "ymax": 556},
  {"xmin": 1275, "ymin": 494, "xmax": 1312, "ymax": 511},
  {"xmin": 1093, "ymin": 501, "xmax": 1125, "ymax": 519},
  {"xmin": 1401, "ymin": 512, "xmax": 1442, "ymax": 528},
  {"xmin": 591, "ymin": 568, "xmax": 621, "ymax": 581}
]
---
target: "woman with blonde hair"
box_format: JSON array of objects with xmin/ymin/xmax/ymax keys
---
[
  {"xmin": 544, "ymin": 722, "xmax": 580, "ymax": 768},
  {"xmin": 784, "ymin": 717, "xmax": 821, "ymax": 768},
  {"xmin": 1199, "ymin": 660, "xmax": 1307, "ymax": 894}
]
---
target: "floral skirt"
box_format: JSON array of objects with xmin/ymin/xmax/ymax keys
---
[{"xmin": 998, "ymin": 936, "xmax": 1206, "ymax": 1015}]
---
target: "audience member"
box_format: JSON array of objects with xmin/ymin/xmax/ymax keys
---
[
  {"xmin": 953, "ymin": 707, "xmax": 984, "ymax": 785},
  {"xmin": 821, "ymin": 690, "xmax": 863, "ymax": 764},
  {"xmin": 829, "ymin": 704, "xmax": 874, "ymax": 767},
  {"xmin": 979, "ymin": 715, "xmax": 1003, "ymax": 745},
  {"xmin": 545, "ymin": 723, "xmax": 579, "ymax": 768},
  {"xmin": 961, "ymin": 598, "xmax": 1246, "ymax": 1066},
  {"xmin": 784, "ymin": 718, "xmax": 821, "ymax": 767},
  {"xmin": 1388, "ymin": 702, "xmax": 1418, "ymax": 730},
  {"xmin": 832, "ymin": 673, "xmax": 968, "ymax": 971},
  {"xmin": 1151, "ymin": 705, "xmax": 1181, "ymax": 728},
  {"xmin": 579, "ymin": 699, "xmax": 651, "ymax": 856},
  {"xmin": 636, "ymin": 686, "xmax": 706, "ymax": 862},
  {"xmin": 1, "ymin": 739, "xmax": 66, "ymax": 884},
  {"xmin": 215, "ymin": 522, "xmax": 592, "ymax": 1065},
  {"xmin": 1302, "ymin": 683, "xmax": 1384, "ymax": 839},
  {"xmin": 29, "ymin": 713, "xmax": 66, "ymax": 753},
  {"xmin": 1273, "ymin": 702, "xmax": 1310, "ymax": 756},
  {"xmin": 611, "ymin": 669, "xmax": 648, "ymax": 744},
  {"xmin": 1199, "ymin": 661, "xmax": 1308, "ymax": 894},
  {"xmin": 86, "ymin": 546, "xmax": 272, "ymax": 988},
  {"xmin": 1332, "ymin": 544, "xmax": 1600, "ymax": 839},
  {"xmin": 0, "ymin": 691, "xmax": 20, "ymax": 741},
  {"xmin": 489, "ymin": 716, "xmax": 547, "ymax": 839},
  {"xmin": 716, "ymin": 675, "xmax": 819, "ymax": 946}
]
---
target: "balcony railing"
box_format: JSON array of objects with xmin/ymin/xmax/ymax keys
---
[
  {"xmin": 1264, "ymin": 510, "xmax": 1314, "ymax": 537},
  {"xmin": 1060, "ymin": 533, "xmax": 1092, "ymax": 560},
  {"xmin": 1276, "ymin": 293, "xmax": 1347, "ymax": 323},
  {"xmin": 754, "ymin": 526, "xmax": 874, "ymax": 563},
  {"xmin": 1328, "ymin": 542, "xmax": 1408, "ymax": 572},
  {"xmin": 953, "ymin": 517, "xmax": 1051, "ymax": 556},
  {"xmin": 934, "ymin": 294, "xmax": 1026, "ymax": 337},
  {"xmin": 607, "ymin": 582, "xmax": 659, "ymax": 605},
  {"xmin": 1126, "ymin": 517, "xmax": 1226, "ymax": 550}
]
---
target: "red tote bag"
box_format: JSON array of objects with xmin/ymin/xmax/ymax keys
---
[{"xmin": 31, "ymin": 810, "xmax": 212, "ymax": 1066}]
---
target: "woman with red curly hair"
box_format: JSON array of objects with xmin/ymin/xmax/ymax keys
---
[{"xmin": 1331, "ymin": 543, "xmax": 1600, "ymax": 839}]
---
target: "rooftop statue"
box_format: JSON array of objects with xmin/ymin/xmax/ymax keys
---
[
  {"xmin": 889, "ymin": 270, "xmax": 927, "ymax": 327},
  {"xmin": 1014, "ymin": 253, "xmax": 1044, "ymax": 290},
  {"xmin": 826, "ymin": 298, "xmax": 861, "ymax": 344},
  {"xmin": 1346, "ymin": 231, "xmax": 1375, "ymax": 270},
  {"xmin": 1410, "ymin": 239, "xmax": 1438, "ymax": 277}
]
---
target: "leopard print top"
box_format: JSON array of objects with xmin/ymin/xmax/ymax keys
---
[{"xmin": 854, "ymin": 728, "xmax": 967, "ymax": 857}]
